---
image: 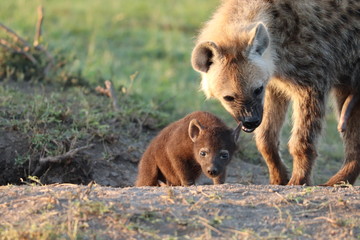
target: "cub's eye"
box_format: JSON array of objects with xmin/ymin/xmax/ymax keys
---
[
  {"xmin": 223, "ymin": 95, "xmax": 235, "ymax": 102},
  {"xmin": 253, "ymin": 86, "xmax": 264, "ymax": 96},
  {"xmin": 199, "ymin": 151, "xmax": 207, "ymax": 157},
  {"xmin": 219, "ymin": 150, "xmax": 229, "ymax": 160},
  {"xmin": 220, "ymin": 152, "xmax": 229, "ymax": 160}
]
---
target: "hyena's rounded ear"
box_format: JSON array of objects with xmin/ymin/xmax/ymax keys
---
[
  {"xmin": 232, "ymin": 122, "xmax": 242, "ymax": 143},
  {"xmin": 191, "ymin": 41, "xmax": 220, "ymax": 73},
  {"xmin": 247, "ymin": 22, "xmax": 269, "ymax": 57},
  {"xmin": 188, "ymin": 119, "xmax": 203, "ymax": 142}
]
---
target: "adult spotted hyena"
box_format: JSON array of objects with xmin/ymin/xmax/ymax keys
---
[{"xmin": 191, "ymin": 0, "xmax": 360, "ymax": 186}]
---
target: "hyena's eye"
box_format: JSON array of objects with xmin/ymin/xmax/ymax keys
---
[
  {"xmin": 199, "ymin": 151, "xmax": 207, "ymax": 157},
  {"xmin": 223, "ymin": 95, "xmax": 235, "ymax": 102},
  {"xmin": 253, "ymin": 86, "xmax": 264, "ymax": 96}
]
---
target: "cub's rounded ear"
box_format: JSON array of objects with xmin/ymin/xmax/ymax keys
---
[
  {"xmin": 232, "ymin": 122, "xmax": 242, "ymax": 143},
  {"xmin": 191, "ymin": 41, "xmax": 220, "ymax": 73},
  {"xmin": 188, "ymin": 119, "xmax": 203, "ymax": 142},
  {"xmin": 247, "ymin": 22, "xmax": 269, "ymax": 57}
]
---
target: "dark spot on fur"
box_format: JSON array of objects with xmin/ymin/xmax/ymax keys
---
[
  {"xmin": 314, "ymin": 6, "xmax": 321, "ymax": 12},
  {"xmin": 347, "ymin": 7, "xmax": 355, "ymax": 15},
  {"xmin": 325, "ymin": 11, "xmax": 333, "ymax": 19},
  {"xmin": 280, "ymin": 3, "xmax": 293, "ymax": 13},
  {"xmin": 345, "ymin": 32, "xmax": 356, "ymax": 47},
  {"xmin": 338, "ymin": 75, "xmax": 351, "ymax": 85},
  {"xmin": 275, "ymin": 3, "xmax": 300, "ymax": 42},
  {"xmin": 329, "ymin": 0, "xmax": 338, "ymax": 9},
  {"xmin": 348, "ymin": 8, "xmax": 360, "ymax": 17},
  {"xmin": 301, "ymin": 32, "xmax": 314, "ymax": 43},
  {"xmin": 319, "ymin": 29, "xmax": 330, "ymax": 39},
  {"xmin": 311, "ymin": 25, "xmax": 319, "ymax": 32},
  {"xmin": 271, "ymin": 9, "xmax": 280, "ymax": 18},
  {"xmin": 332, "ymin": 22, "xmax": 341, "ymax": 33},
  {"xmin": 316, "ymin": 73, "xmax": 323, "ymax": 80},
  {"xmin": 316, "ymin": 11, "xmax": 324, "ymax": 20},
  {"xmin": 341, "ymin": 14, "xmax": 349, "ymax": 23},
  {"xmin": 282, "ymin": 20, "xmax": 289, "ymax": 30},
  {"xmin": 296, "ymin": 62, "xmax": 313, "ymax": 72}
]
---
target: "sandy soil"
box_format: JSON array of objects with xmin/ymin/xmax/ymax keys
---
[{"xmin": 0, "ymin": 183, "xmax": 359, "ymax": 239}]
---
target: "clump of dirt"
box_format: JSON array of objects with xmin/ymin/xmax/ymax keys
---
[
  {"xmin": 35, "ymin": 133, "xmax": 155, "ymax": 187},
  {"xmin": 0, "ymin": 121, "xmax": 154, "ymax": 187},
  {"xmin": 0, "ymin": 130, "xmax": 30, "ymax": 184}
]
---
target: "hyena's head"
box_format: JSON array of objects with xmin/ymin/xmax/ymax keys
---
[
  {"xmin": 191, "ymin": 23, "xmax": 274, "ymax": 132},
  {"xmin": 188, "ymin": 119, "xmax": 240, "ymax": 179}
]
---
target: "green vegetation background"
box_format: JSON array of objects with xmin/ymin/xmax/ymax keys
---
[{"xmin": 2, "ymin": 0, "xmax": 226, "ymax": 118}]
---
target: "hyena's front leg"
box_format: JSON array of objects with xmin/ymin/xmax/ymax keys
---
[
  {"xmin": 168, "ymin": 157, "xmax": 198, "ymax": 186},
  {"xmin": 288, "ymin": 90, "xmax": 326, "ymax": 185},
  {"xmin": 255, "ymin": 85, "xmax": 290, "ymax": 185}
]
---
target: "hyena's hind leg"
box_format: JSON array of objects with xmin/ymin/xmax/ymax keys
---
[
  {"xmin": 255, "ymin": 84, "xmax": 290, "ymax": 185},
  {"xmin": 135, "ymin": 158, "xmax": 160, "ymax": 187},
  {"xmin": 325, "ymin": 88, "xmax": 360, "ymax": 186},
  {"xmin": 337, "ymin": 93, "xmax": 359, "ymax": 133}
]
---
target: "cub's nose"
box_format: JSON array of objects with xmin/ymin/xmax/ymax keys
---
[{"xmin": 207, "ymin": 167, "xmax": 219, "ymax": 177}]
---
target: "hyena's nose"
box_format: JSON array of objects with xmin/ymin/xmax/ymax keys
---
[
  {"xmin": 207, "ymin": 167, "xmax": 219, "ymax": 176},
  {"xmin": 243, "ymin": 117, "xmax": 261, "ymax": 132},
  {"xmin": 243, "ymin": 120, "xmax": 260, "ymax": 129}
]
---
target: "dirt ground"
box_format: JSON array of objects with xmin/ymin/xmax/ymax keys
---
[{"xmin": 0, "ymin": 183, "xmax": 359, "ymax": 239}]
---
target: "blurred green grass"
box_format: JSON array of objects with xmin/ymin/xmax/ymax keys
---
[
  {"xmin": 1, "ymin": 0, "xmax": 226, "ymax": 119},
  {"xmin": 1, "ymin": 0, "xmax": 350, "ymax": 184}
]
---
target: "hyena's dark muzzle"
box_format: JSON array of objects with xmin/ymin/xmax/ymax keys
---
[{"xmin": 235, "ymin": 102, "xmax": 263, "ymax": 133}]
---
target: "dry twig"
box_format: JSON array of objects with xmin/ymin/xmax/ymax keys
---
[
  {"xmin": 33, "ymin": 5, "xmax": 44, "ymax": 47},
  {"xmin": 314, "ymin": 216, "xmax": 338, "ymax": 225},
  {"xmin": 0, "ymin": 38, "xmax": 39, "ymax": 65},
  {"xmin": 39, "ymin": 144, "xmax": 94, "ymax": 165},
  {"xmin": 0, "ymin": 23, "xmax": 31, "ymax": 48},
  {"xmin": 32, "ymin": 5, "xmax": 55, "ymax": 77},
  {"xmin": 95, "ymin": 80, "xmax": 119, "ymax": 111},
  {"xmin": 197, "ymin": 216, "xmax": 223, "ymax": 236},
  {"xmin": 274, "ymin": 192, "xmax": 291, "ymax": 204},
  {"xmin": 0, "ymin": 6, "xmax": 55, "ymax": 77}
]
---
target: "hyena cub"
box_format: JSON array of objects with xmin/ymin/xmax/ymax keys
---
[{"xmin": 135, "ymin": 111, "xmax": 240, "ymax": 186}]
